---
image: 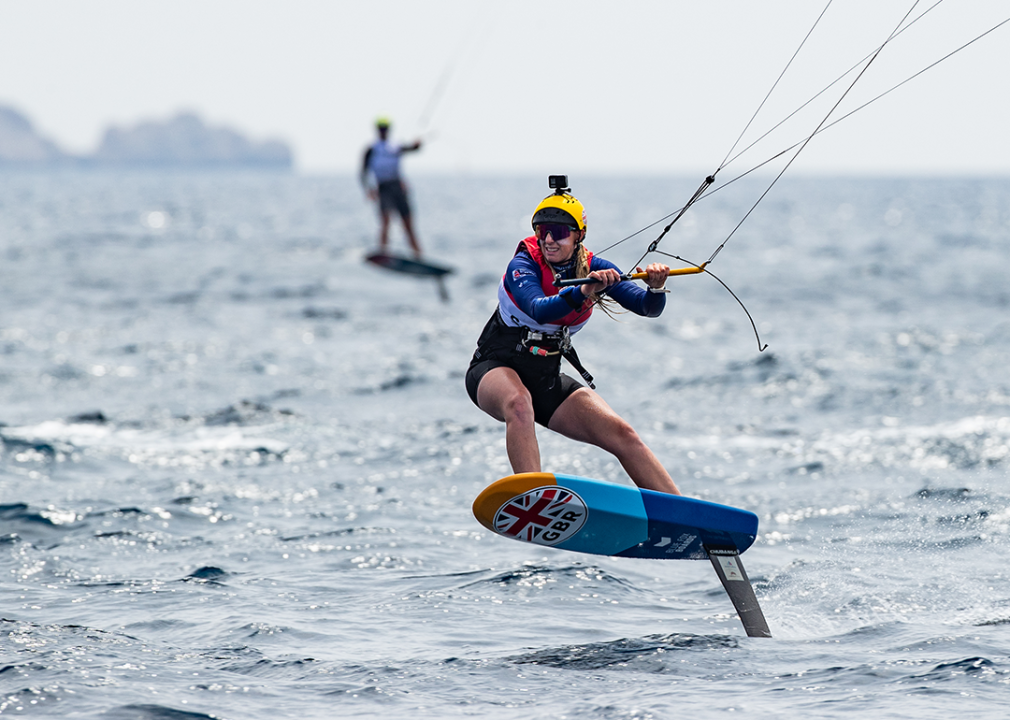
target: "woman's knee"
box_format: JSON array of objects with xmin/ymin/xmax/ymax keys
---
[
  {"xmin": 478, "ymin": 372, "xmax": 534, "ymax": 425},
  {"xmin": 501, "ymin": 387, "xmax": 535, "ymax": 425}
]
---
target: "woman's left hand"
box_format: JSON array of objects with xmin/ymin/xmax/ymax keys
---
[{"xmin": 637, "ymin": 263, "xmax": 670, "ymax": 290}]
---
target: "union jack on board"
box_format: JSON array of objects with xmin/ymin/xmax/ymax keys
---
[{"xmin": 494, "ymin": 487, "xmax": 583, "ymax": 543}]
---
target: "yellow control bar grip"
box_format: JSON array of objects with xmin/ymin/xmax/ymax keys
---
[
  {"xmin": 628, "ymin": 263, "xmax": 706, "ymax": 279},
  {"xmin": 554, "ymin": 264, "xmax": 706, "ymax": 288}
]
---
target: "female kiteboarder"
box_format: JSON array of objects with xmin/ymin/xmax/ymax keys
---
[{"xmin": 465, "ymin": 176, "xmax": 681, "ymax": 495}]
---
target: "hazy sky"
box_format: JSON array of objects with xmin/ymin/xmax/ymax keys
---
[{"xmin": 2, "ymin": 1, "xmax": 1008, "ymax": 176}]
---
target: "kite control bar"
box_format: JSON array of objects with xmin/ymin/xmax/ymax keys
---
[{"xmin": 554, "ymin": 264, "xmax": 707, "ymax": 288}]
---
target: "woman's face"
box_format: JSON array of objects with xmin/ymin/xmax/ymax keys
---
[{"xmin": 536, "ymin": 224, "xmax": 582, "ymax": 264}]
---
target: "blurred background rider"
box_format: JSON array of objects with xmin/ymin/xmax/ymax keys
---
[{"xmin": 360, "ymin": 117, "xmax": 423, "ymax": 257}]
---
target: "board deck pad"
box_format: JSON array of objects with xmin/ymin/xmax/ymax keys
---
[
  {"xmin": 472, "ymin": 473, "xmax": 759, "ymax": 560},
  {"xmin": 365, "ymin": 251, "xmax": 453, "ymax": 277}
]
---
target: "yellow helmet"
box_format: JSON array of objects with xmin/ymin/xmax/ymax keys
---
[
  {"xmin": 375, "ymin": 116, "xmax": 391, "ymax": 129},
  {"xmin": 532, "ymin": 185, "xmax": 586, "ymax": 232}
]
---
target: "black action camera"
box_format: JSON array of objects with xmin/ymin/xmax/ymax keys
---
[{"xmin": 548, "ymin": 175, "xmax": 569, "ymax": 191}]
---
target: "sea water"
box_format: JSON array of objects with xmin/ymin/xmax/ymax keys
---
[{"xmin": 1, "ymin": 171, "xmax": 1009, "ymax": 719}]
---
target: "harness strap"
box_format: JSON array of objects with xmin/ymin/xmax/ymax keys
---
[{"xmin": 560, "ymin": 346, "xmax": 596, "ymax": 390}]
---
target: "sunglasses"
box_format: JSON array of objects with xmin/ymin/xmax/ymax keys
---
[{"xmin": 535, "ymin": 223, "xmax": 578, "ymax": 241}]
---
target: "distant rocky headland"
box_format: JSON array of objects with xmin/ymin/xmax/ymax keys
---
[{"xmin": 0, "ymin": 105, "xmax": 293, "ymax": 170}]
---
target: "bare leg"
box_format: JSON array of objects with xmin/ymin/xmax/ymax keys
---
[
  {"xmin": 476, "ymin": 367, "xmax": 541, "ymax": 474},
  {"xmin": 401, "ymin": 214, "xmax": 422, "ymax": 257},
  {"xmin": 378, "ymin": 210, "xmax": 391, "ymax": 252},
  {"xmin": 548, "ymin": 388, "xmax": 681, "ymax": 495}
]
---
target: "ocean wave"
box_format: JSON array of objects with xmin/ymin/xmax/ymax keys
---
[
  {"xmin": 100, "ymin": 704, "xmax": 223, "ymax": 720},
  {"xmin": 674, "ymin": 415, "xmax": 1010, "ymax": 475},
  {"xmin": 509, "ymin": 633, "xmax": 739, "ymax": 671},
  {"xmin": 0, "ymin": 415, "xmax": 289, "ymax": 469},
  {"xmin": 460, "ymin": 563, "xmax": 643, "ymax": 598}
]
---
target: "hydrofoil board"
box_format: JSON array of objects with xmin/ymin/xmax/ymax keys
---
[
  {"xmin": 365, "ymin": 251, "xmax": 453, "ymax": 278},
  {"xmin": 365, "ymin": 251, "xmax": 453, "ymax": 301},
  {"xmin": 472, "ymin": 472, "xmax": 771, "ymax": 637}
]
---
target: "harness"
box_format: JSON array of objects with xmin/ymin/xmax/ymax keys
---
[{"xmin": 513, "ymin": 316, "xmax": 596, "ymax": 390}]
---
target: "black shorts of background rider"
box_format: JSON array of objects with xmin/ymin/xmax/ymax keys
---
[{"xmin": 377, "ymin": 180, "xmax": 411, "ymax": 218}]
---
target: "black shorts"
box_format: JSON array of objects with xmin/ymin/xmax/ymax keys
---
[
  {"xmin": 465, "ymin": 312, "xmax": 584, "ymax": 427},
  {"xmin": 377, "ymin": 180, "xmax": 411, "ymax": 219}
]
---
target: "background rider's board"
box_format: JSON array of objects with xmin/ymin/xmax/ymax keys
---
[
  {"xmin": 364, "ymin": 251, "xmax": 453, "ymax": 277},
  {"xmin": 364, "ymin": 251, "xmax": 453, "ymax": 301},
  {"xmin": 473, "ymin": 472, "xmax": 771, "ymax": 638}
]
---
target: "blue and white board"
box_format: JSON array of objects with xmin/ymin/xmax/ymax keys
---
[
  {"xmin": 472, "ymin": 472, "xmax": 758, "ymax": 560},
  {"xmin": 473, "ymin": 473, "xmax": 771, "ymax": 637}
]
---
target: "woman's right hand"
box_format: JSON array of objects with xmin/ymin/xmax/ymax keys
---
[{"xmin": 581, "ymin": 268, "xmax": 621, "ymax": 296}]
